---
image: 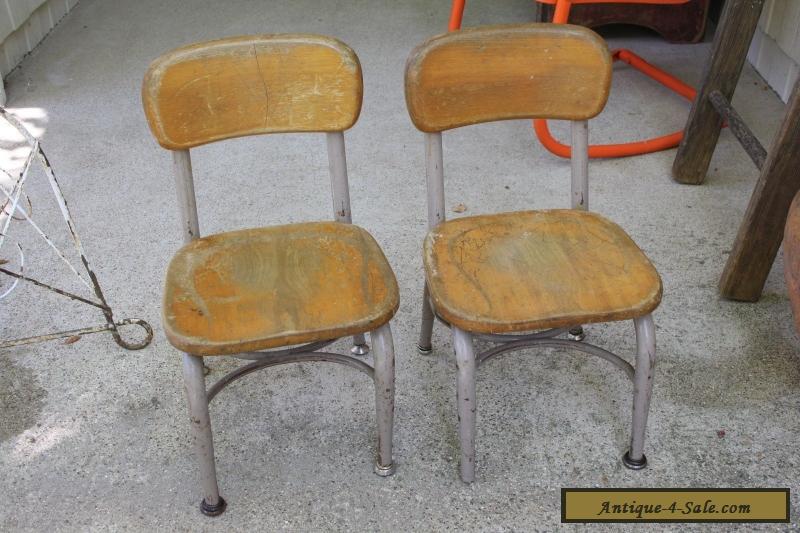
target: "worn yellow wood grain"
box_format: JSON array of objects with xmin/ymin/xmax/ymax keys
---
[
  {"xmin": 405, "ymin": 24, "xmax": 612, "ymax": 132},
  {"xmin": 164, "ymin": 222, "xmax": 399, "ymax": 355},
  {"xmin": 143, "ymin": 34, "xmax": 362, "ymax": 149},
  {"xmin": 424, "ymin": 210, "xmax": 662, "ymax": 333}
]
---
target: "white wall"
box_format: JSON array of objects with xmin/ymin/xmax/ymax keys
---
[
  {"xmin": 748, "ymin": 0, "xmax": 800, "ymax": 103},
  {"xmin": 0, "ymin": 0, "xmax": 78, "ymax": 103}
]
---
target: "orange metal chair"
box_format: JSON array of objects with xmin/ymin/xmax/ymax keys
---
[{"xmin": 449, "ymin": 0, "xmax": 698, "ymax": 158}]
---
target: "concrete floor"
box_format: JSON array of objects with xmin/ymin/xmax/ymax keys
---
[{"xmin": 1, "ymin": 0, "xmax": 798, "ymax": 531}]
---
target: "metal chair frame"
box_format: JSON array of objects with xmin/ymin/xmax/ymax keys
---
[
  {"xmin": 166, "ymin": 119, "xmax": 396, "ymax": 515},
  {"xmin": 416, "ymin": 120, "xmax": 657, "ymax": 483}
]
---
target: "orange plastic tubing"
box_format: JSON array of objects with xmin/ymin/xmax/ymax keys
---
[
  {"xmin": 448, "ymin": 0, "xmax": 701, "ymax": 159},
  {"xmin": 448, "ymin": 0, "xmax": 466, "ymax": 31},
  {"xmin": 534, "ymin": 48, "xmax": 696, "ymax": 158}
]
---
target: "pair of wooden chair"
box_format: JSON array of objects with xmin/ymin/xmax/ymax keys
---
[{"xmin": 142, "ymin": 25, "xmax": 661, "ymax": 515}]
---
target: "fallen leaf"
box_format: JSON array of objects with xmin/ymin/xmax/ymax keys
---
[
  {"xmin": 64, "ymin": 335, "xmax": 81, "ymax": 345},
  {"xmin": 452, "ymin": 203, "xmax": 467, "ymax": 213}
]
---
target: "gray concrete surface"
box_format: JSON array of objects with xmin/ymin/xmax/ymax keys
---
[{"xmin": 1, "ymin": 0, "xmax": 798, "ymax": 531}]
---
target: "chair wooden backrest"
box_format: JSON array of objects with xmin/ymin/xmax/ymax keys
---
[
  {"xmin": 143, "ymin": 34, "xmax": 362, "ymax": 149},
  {"xmin": 404, "ymin": 24, "xmax": 612, "ymax": 226},
  {"xmin": 141, "ymin": 34, "xmax": 363, "ymax": 243}
]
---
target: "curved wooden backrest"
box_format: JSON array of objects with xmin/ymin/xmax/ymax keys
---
[
  {"xmin": 142, "ymin": 34, "xmax": 363, "ymax": 150},
  {"xmin": 405, "ymin": 24, "xmax": 612, "ymax": 132}
]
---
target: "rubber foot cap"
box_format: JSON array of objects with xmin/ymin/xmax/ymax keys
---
[
  {"xmin": 201, "ymin": 496, "xmax": 227, "ymax": 516},
  {"xmin": 567, "ymin": 327, "xmax": 585, "ymax": 342},
  {"xmin": 374, "ymin": 462, "xmax": 396, "ymax": 477},
  {"xmin": 622, "ymin": 451, "xmax": 647, "ymax": 470},
  {"xmin": 351, "ymin": 343, "xmax": 369, "ymax": 356}
]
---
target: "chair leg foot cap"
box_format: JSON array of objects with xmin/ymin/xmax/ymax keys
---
[
  {"xmin": 567, "ymin": 327, "xmax": 585, "ymax": 342},
  {"xmin": 417, "ymin": 343, "xmax": 433, "ymax": 355},
  {"xmin": 351, "ymin": 343, "xmax": 369, "ymax": 356},
  {"xmin": 374, "ymin": 462, "xmax": 396, "ymax": 477},
  {"xmin": 201, "ymin": 497, "xmax": 227, "ymax": 516},
  {"xmin": 622, "ymin": 451, "xmax": 647, "ymax": 470}
]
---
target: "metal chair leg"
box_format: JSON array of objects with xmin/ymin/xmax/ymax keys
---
[
  {"xmin": 182, "ymin": 353, "xmax": 226, "ymax": 516},
  {"xmin": 418, "ymin": 283, "xmax": 435, "ymax": 354},
  {"xmin": 371, "ymin": 323, "xmax": 396, "ymax": 476},
  {"xmin": 623, "ymin": 314, "xmax": 656, "ymax": 470},
  {"xmin": 452, "ymin": 326, "xmax": 477, "ymax": 482},
  {"xmin": 351, "ymin": 333, "xmax": 369, "ymax": 356}
]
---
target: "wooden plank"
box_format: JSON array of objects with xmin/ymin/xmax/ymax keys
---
[
  {"xmin": 707, "ymin": 91, "xmax": 767, "ymax": 169},
  {"xmin": 404, "ymin": 24, "xmax": 612, "ymax": 132},
  {"xmin": 719, "ymin": 78, "xmax": 800, "ymax": 301},
  {"xmin": 142, "ymin": 34, "xmax": 363, "ymax": 150},
  {"xmin": 671, "ymin": 0, "xmax": 765, "ymax": 185}
]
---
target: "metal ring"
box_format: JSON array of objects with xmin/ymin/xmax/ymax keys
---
[{"xmin": 111, "ymin": 318, "xmax": 154, "ymax": 350}]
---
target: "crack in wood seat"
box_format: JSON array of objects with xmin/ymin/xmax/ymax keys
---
[
  {"xmin": 423, "ymin": 209, "xmax": 662, "ymax": 334},
  {"xmin": 164, "ymin": 221, "xmax": 399, "ymax": 356}
]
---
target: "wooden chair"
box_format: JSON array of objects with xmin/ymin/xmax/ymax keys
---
[
  {"xmin": 405, "ymin": 24, "xmax": 662, "ymax": 482},
  {"xmin": 142, "ymin": 34, "xmax": 399, "ymax": 515}
]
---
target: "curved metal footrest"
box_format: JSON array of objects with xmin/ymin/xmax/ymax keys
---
[
  {"xmin": 207, "ymin": 349, "xmax": 375, "ymax": 402},
  {"xmin": 477, "ymin": 338, "xmax": 634, "ymax": 380}
]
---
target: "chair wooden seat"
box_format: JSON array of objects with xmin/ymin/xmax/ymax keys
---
[
  {"xmin": 424, "ymin": 209, "xmax": 662, "ymax": 334},
  {"xmin": 164, "ymin": 221, "xmax": 399, "ymax": 355}
]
